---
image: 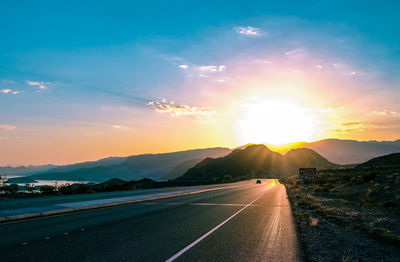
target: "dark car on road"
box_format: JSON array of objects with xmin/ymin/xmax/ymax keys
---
[{"xmin": 256, "ymin": 180, "xmax": 261, "ymax": 184}]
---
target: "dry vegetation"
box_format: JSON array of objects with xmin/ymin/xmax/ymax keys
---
[{"xmin": 281, "ymin": 167, "xmax": 400, "ymax": 262}]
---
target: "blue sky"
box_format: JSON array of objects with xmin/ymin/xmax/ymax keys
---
[{"xmin": 1, "ymin": 0, "xmax": 400, "ymax": 165}]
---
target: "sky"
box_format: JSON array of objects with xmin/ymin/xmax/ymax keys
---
[{"xmin": 1, "ymin": 0, "xmax": 400, "ymax": 165}]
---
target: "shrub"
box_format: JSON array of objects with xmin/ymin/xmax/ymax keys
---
[
  {"xmin": 361, "ymin": 171, "xmax": 377, "ymax": 182},
  {"xmin": 4, "ymin": 184, "xmax": 19, "ymax": 194},
  {"xmin": 342, "ymin": 173, "xmax": 351, "ymax": 182},
  {"xmin": 76, "ymin": 184, "xmax": 91, "ymax": 193},
  {"xmin": 384, "ymin": 201, "xmax": 396, "ymax": 209},
  {"xmin": 24, "ymin": 183, "xmax": 35, "ymax": 192},
  {"xmin": 40, "ymin": 185, "xmax": 56, "ymax": 195},
  {"xmin": 366, "ymin": 185, "xmax": 379, "ymax": 197},
  {"xmin": 297, "ymin": 200, "xmax": 310, "ymax": 207},
  {"xmin": 58, "ymin": 184, "xmax": 74, "ymax": 194}
]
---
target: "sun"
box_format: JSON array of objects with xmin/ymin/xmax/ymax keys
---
[{"xmin": 236, "ymin": 100, "xmax": 316, "ymax": 145}]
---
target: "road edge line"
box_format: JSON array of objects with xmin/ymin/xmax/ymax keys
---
[{"xmin": 0, "ymin": 185, "xmax": 240, "ymax": 225}]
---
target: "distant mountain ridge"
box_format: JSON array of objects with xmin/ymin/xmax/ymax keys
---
[
  {"xmin": 47, "ymin": 156, "xmax": 127, "ymax": 173},
  {"xmin": 264, "ymin": 139, "xmax": 400, "ymax": 164},
  {"xmin": 3, "ymin": 138, "xmax": 400, "ymax": 183},
  {"xmin": 0, "ymin": 165, "xmax": 57, "ymax": 176},
  {"xmin": 10, "ymin": 147, "xmax": 232, "ymax": 182},
  {"xmin": 302, "ymin": 139, "xmax": 400, "ymax": 164},
  {"xmin": 175, "ymin": 145, "xmax": 337, "ymax": 183}
]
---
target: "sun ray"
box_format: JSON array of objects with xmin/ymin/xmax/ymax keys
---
[{"xmin": 236, "ymin": 100, "xmax": 317, "ymax": 145}]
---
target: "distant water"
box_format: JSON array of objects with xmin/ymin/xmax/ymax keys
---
[
  {"xmin": 26, "ymin": 180, "xmax": 91, "ymax": 186},
  {"xmin": 5, "ymin": 179, "xmax": 90, "ymax": 186},
  {"xmin": 3, "ymin": 175, "xmax": 22, "ymax": 179}
]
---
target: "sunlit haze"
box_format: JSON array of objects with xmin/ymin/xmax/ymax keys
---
[
  {"xmin": 1, "ymin": 1, "xmax": 400, "ymax": 165},
  {"xmin": 237, "ymin": 100, "xmax": 317, "ymax": 145}
]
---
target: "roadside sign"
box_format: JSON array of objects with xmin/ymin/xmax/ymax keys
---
[{"xmin": 299, "ymin": 168, "xmax": 317, "ymax": 179}]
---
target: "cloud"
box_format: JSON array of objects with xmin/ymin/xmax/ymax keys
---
[
  {"xmin": 1, "ymin": 89, "xmax": 19, "ymax": 94},
  {"xmin": 178, "ymin": 64, "xmax": 226, "ymax": 78},
  {"xmin": 332, "ymin": 121, "xmax": 372, "ymax": 134},
  {"xmin": 0, "ymin": 125, "xmax": 16, "ymax": 131},
  {"xmin": 341, "ymin": 121, "xmax": 363, "ymax": 127},
  {"xmin": 198, "ymin": 66, "xmax": 217, "ymax": 72},
  {"xmin": 234, "ymin": 26, "xmax": 261, "ymax": 36},
  {"xmin": 147, "ymin": 100, "xmax": 215, "ymax": 119},
  {"xmin": 197, "ymin": 65, "xmax": 226, "ymax": 72},
  {"xmin": 26, "ymin": 80, "xmax": 47, "ymax": 89},
  {"xmin": 285, "ymin": 48, "xmax": 306, "ymax": 57},
  {"xmin": 372, "ymin": 110, "xmax": 398, "ymax": 116},
  {"xmin": 112, "ymin": 124, "xmax": 130, "ymax": 129}
]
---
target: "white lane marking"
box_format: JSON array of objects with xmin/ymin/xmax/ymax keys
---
[{"xmin": 165, "ymin": 191, "xmax": 266, "ymax": 262}]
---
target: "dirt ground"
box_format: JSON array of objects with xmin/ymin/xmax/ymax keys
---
[{"xmin": 281, "ymin": 169, "xmax": 400, "ymax": 262}]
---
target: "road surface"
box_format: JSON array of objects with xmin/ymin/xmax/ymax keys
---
[{"xmin": 0, "ymin": 179, "xmax": 300, "ymax": 262}]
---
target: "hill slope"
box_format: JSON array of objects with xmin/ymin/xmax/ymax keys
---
[
  {"xmin": 160, "ymin": 158, "xmax": 204, "ymax": 181},
  {"xmin": 176, "ymin": 145, "xmax": 337, "ymax": 183},
  {"xmin": 21, "ymin": 147, "xmax": 231, "ymax": 182},
  {"xmin": 356, "ymin": 153, "xmax": 400, "ymax": 169}
]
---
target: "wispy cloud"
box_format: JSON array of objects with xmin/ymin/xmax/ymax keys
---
[
  {"xmin": 285, "ymin": 48, "xmax": 306, "ymax": 57},
  {"xmin": 341, "ymin": 121, "xmax": 363, "ymax": 127},
  {"xmin": 0, "ymin": 125, "xmax": 16, "ymax": 131},
  {"xmin": 331, "ymin": 122, "xmax": 369, "ymax": 134},
  {"xmin": 234, "ymin": 26, "xmax": 261, "ymax": 36},
  {"xmin": 177, "ymin": 63, "xmax": 227, "ymax": 78},
  {"xmin": 1, "ymin": 89, "xmax": 19, "ymax": 94},
  {"xmin": 26, "ymin": 80, "xmax": 47, "ymax": 89},
  {"xmin": 147, "ymin": 100, "xmax": 215, "ymax": 119},
  {"xmin": 371, "ymin": 109, "xmax": 398, "ymax": 116},
  {"xmin": 197, "ymin": 65, "xmax": 226, "ymax": 72},
  {"xmin": 112, "ymin": 124, "xmax": 131, "ymax": 130}
]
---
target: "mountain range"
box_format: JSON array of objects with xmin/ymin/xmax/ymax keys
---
[
  {"xmin": 3, "ymin": 138, "xmax": 400, "ymax": 183},
  {"xmin": 175, "ymin": 144, "xmax": 337, "ymax": 183},
  {"xmin": 0, "ymin": 165, "xmax": 57, "ymax": 177},
  {"xmin": 8, "ymin": 147, "xmax": 231, "ymax": 183},
  {"xmin": 303, "ymin": 139, "xmax": 400, "ymax": 164}
]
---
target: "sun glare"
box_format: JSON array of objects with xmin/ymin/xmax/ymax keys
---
[{"xmin": 236, "ymin": 100, "xmax": 316, "ymax": 145}]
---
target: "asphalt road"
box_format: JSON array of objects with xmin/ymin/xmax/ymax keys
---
[
  {"xmin": 0, "ymin": 183, "xmax": 239, "ymax": 211},
  {"xmin": 0, "ymin": 179, "xmax": 300, "ymax": 262}
]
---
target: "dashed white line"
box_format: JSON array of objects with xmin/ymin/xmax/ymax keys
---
[{"xmin": 165, "ymin": 191, "xmax": 266, "ymax": 262}]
